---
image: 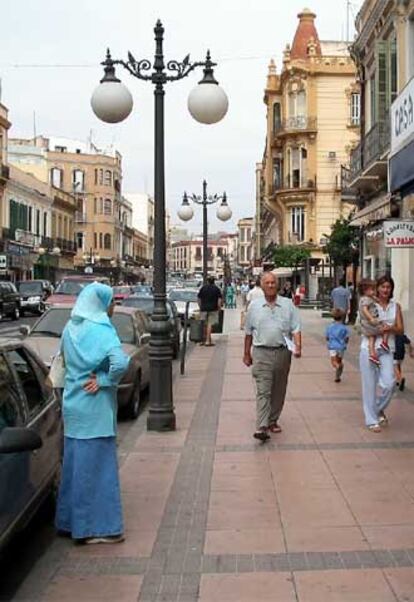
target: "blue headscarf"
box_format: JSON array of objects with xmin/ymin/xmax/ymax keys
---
[{"xmin": 63, "ymin": 282, "xmax": 121, "ymax": 366}]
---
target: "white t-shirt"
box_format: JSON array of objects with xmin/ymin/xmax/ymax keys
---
[{"xmin": 246, "ymin": 286, "xmax": 264, "ymax": 305}]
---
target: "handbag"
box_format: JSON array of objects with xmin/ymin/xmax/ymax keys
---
[{"xmin": 46, "ymin": 352, "xmax": 66, "ymax": 388}]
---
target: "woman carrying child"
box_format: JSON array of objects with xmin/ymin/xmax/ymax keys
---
[{"xmin": 359, "ymin": 275, "xmax": 403, "ymax": 432}]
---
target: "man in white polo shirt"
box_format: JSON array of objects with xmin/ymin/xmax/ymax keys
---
[{"xmin": 243, "ymin": 272, "xmax": 302, "ymax": 441}]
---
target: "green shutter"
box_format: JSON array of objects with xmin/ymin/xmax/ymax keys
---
[{"xmin": 375, "ymin": 40, "xmax": 389, "ymax": 125}]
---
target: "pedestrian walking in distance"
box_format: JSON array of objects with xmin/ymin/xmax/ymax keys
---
[
  {"xmin": 243, "ymin": 272, "xmax": 302, "ymax": 441},
  {"xmin": 246, "ymin": 276, "xmax": 264, "ymax": 307},
  {"xmin": 394, "ymin": 333, "xmax": 414, "ymax": 391},
  {"xmin": 326, "ymin": 309, "xmax": 349, "ymax": 382},
  {"xmin": 55, "ymin": 282, "xmax": 130, "ymax": 544},
  {"xmin": 197, "ymin": 276, "xmax": 222, "ymax": 347},
  {"xmin": 330, "ymin": 278, "xmax": 351, "ymax": 322}
]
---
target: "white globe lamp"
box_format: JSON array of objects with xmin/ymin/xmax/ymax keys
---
[
  {"xmin": 178, "ymin": 193, "xmax": 195, "ymax": 222},
  {"xmin": 217, "ymin": 194, "xmax": 232, "ymax": 221},
  {"xmin": 188, "ymin": 52, "xmax": 228, "ymax": 125},
  {"xmin": 91, "ymin": 50, "xmax": 133, "ymax": 124}
]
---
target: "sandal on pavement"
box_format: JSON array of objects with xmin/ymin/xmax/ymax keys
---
[
  {"xmin": 367, "ymin": 424, "xmax": 381, "ymax": 433},
  {"xmin": 83, "ymin": 534, "xmax": 125, "ymax": 545},
  {"xmin": 269, "ymin": 423, "xmax": 282, "ymax": 433},
  {"xmin": 379, "ymin": 411, "xmax": 388, "ymax": 426},
  {"xmin": 205, "ymin": 343, "xmax": 215, "ymax": 347},
  {"xmin": 253, "ymin": 428, "xmax": 270, "ymax": 442}
]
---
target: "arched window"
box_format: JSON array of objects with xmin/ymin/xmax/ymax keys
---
[
  {"xmin": 104, "ymin": 170, "xmax": 112, "ymax": 186},
  {"xmin": 99, "ymin": 169, "xmax": 104, "ymax": 185},
  {"xmin": 104, "ymin": 233, "xmax": 111, "ymax": 250},
  {"xmin": 104, "ymin": 199, "xmax": 112, "ymax": 215},
  {"xmin": 273, "ymin": 102, "xmax": 281, "ymax": 133},
  {"xmin": 50, "ymin": 167, "xmax": 63, "ymax": 188}
]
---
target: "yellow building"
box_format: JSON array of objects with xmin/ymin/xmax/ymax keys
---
[
  {"xmin": 8, "ymin": 136, "xmax": 128, "ymax": 279},
  {"xmin": 0, "ymin": 103, "xmax": 11, "ymax": 233},
  {"xmin": 260, "ymin": 8, "xmax": 358, "ymax": 295}
]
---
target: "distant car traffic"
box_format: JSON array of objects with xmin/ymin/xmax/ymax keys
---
[
  {"xmin": 0, "ymin": 281, "xmax": 21, "ymax": 321},
  {"xmin": 0, "ymin": 338, "xmax": 62, "ymax": 554},
  {"xmin": 45, "ymin": 276, "xmax": 110, "ymax": 308},
  {"xmin": 112, "ymin": 285, "xmax": 133, "ymax": 304},
  {"xmin": 131, "ymin": 284, "xmax": 152, "ymax": 296},
  {"xmin": 22, "ymin": 305, "xmax": 151, "ymax": 419},
  {"xmin": 168, "ymin": 289, "xmax": 199, "ymax": 322},
  {"xmin": 17, "ymin": 280, "xmax": 53, "ymax": 316},
  {"xmin": 122, "ymin": 295, "xmax": 182, "ymax": 358}
]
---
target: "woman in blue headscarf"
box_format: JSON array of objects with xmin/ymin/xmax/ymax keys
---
[{"xmin": 55, "ymin": 282, "xmax": 130, "ymax": 544}]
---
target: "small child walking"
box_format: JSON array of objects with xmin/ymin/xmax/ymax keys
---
[
  {"xmin": 358, "ymin": 278, "xmax": 389, "ymax": 366},
  {"xmin": 326, "ymin": 309, "xmax": 349, "ymax": 382}
]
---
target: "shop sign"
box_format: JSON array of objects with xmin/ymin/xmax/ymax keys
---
[
  {"xmin": 384, "ymin": 221, "xmax": 414, "ymax": 248},
  {"xmin": 391, "ymin": 76, "xmax": 414, "ymax": 155}
]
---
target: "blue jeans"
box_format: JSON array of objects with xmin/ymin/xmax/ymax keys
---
[{"xmin": 359, "ymin": 349, "xmax": 395, "ymax": 426}]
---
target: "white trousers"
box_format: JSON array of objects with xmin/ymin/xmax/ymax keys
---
[{"xmin": 359, "ymin": 348, "xmax": 395, "ymax": 426}]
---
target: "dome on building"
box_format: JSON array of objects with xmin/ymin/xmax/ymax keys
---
[{"xmin": 290, "ymin": 7, "xmax": 321, "ymax": 60}]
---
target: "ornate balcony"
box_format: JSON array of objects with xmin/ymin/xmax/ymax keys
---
[
  {"xmin": 345, "ymin": 120, "xmax": 390, "ymax": 192},
  {"xmin": 272, "ymin": 116, "xmax": 317, "ymax": 143}
]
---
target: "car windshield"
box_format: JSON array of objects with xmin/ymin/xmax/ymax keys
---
[
  {"xmin": 169, "ymin": 290, "xmax": 198, "ymax": 303},
  {"xmin": 113, "ymin": 286, "xmax": 131, "ymax": 295},
  {"xmin": 132, "ymin": 285, "xmax": 152, "ymax": 294},
  {"xmin": 30, "ymin": 307, "xmax": 135, "ymax": 344},
  {"xmin": 54, "ymin": 280, "xmax": 90, "ymax": 295},
  {"xmin": 17, "ymin": 282, "xmax": 43, "ymax": 294},
  {"xmin": 123, "ymin": 296, "xmax": 173, "ymax": 318}
]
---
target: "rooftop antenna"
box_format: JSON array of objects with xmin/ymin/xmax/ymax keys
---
[
  {"xmin": 346, "ymin": 0, "xmax": 351, "ymax": 42},
  {"xmin": 33, "ymin": 110, "xmax": 37, "ymax": 141}
]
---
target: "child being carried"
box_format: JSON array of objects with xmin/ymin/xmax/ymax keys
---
[{"xmin": 358, "ymin": 278, "xmax": 389, "ymax": 366}]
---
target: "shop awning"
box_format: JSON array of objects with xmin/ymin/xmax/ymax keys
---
[
  {"xmin": 271, "ymin": 267, "xmax": 294, "ymax": 277},
  {"xmin": 349, "ymin": 194, "xmax": 391, "ymax": 227}
]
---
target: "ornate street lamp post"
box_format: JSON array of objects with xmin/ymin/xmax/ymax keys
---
[
  {"xmin": 90, "ymin": 20, "xmax": 228, "ymax": 431},
  {"xmin": 178, "ymin": 180, "xmax": 232, "ymax": 283}
]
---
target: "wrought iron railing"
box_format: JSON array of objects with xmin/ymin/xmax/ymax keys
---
[
  {"xmin": 274, "ymin": 116, "xmax": 317, "ymax": 134},
  {"xmin": 348, "ymin": 120, "xmax": 390, "ymax": 182}
]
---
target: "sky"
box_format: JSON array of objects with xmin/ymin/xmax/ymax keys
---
[{"xmin": 1, "ymin": 0, "xmax": 361, "ymax": 235}]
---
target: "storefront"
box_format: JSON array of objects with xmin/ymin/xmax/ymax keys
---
[
  {"xmin": 6, "ymin": 241, "xmax": 38, "ymax": 282},
  {"xmin": 349, "ymin": 194, "xmax": 392, "ymax": 279},
  {"xmin": 388, "ymin": 75, "xmax": 414, "ymax": 334}
]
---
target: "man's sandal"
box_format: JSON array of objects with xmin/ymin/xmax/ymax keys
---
[
  {"xmin": 268, "ymin": 423, "xmax": 282, "ymax": 433},
  {"xmin": 253, "ymin": 428, "xmax": 270, "ymax": 442},
  {"xmin": 367, "ymin": 424, "xmax": 381, "ymax": 433}
]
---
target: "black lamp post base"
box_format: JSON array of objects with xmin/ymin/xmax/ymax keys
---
[{"xmin": 147, "ymin": 410, "xmax": 176, "ymax": 432}]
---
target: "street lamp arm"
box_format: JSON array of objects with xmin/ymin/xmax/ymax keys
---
[
  {"xmin": 165, "ymin": 57, "xmax": 210, "ymax": 82},
  {"xmin": 187, "ymin": 193, "xmax": 225, "ymax": 206},
  {"xmin": 111, "ymin": 54, "xmax": 216, "ymax": 85},
  {"xmin": 116, "ymin": 57, "xmax": 153, "ymax": 81}
]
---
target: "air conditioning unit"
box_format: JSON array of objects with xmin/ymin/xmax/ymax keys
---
[{"xmin": 328, "ymin": 151, "xmax": 336, "ymax": 159}]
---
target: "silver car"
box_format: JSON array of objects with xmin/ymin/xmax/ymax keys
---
[{"xmin": 22, "ymin": 305, "xmax": 150, "ymax": 419}]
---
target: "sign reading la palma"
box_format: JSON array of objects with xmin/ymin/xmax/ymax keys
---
[{"xmin": 384, "ymin": 221, "xmax": 414, "ymax": 248}]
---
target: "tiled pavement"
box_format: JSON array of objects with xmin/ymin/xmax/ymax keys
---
[{"xmin": 6, "ymin": 308, "xmax": 414, "ymax": 601}]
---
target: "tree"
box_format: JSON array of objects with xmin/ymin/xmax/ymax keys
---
[
  {"xmin": 265, "ymin": 244, "xmax": 311, "ymax": 287},
  {"xmin": 323, "ymin": 217, "xmax": 360, "ymax": 275},
  {"xmin": 324, "ymin": 216, "xmax": 360, "ymax": 322}
]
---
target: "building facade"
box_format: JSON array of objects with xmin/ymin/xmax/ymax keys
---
[
  {"xmin": 344, "ymin": 0, "xmax": 414, "ymax": 333},
  {"xmin": 170, "ymin": 237, "xmax": 231, "ymax": 277},
  {"xmin": 237, "ymin": 217, "xmax": 254, "ymax": 269},
  {"xmin": 124, "ymin": 192, "xmax": 155, "ymax": 263},
  {"xmin": 8, "ymin": 136, "xmax": 130, "ymax": 280},
  {"xmin": 260, "ymin": 8, "xmax": 358, "ymax": 295}
]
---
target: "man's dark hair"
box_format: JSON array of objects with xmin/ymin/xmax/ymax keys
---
[
  {"xmin": 207, "ymin": 276, "xmax": 215, "ymax": 285},
  {"xmin": 255, "ymin": 276, "xmax": 261, "ymax": 287},
  {"xmin": 339, "ymin": 278, "xmax": 346, "ymax": 287}
]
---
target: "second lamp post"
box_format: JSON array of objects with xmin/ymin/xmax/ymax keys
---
[{"xmin": 178, "ymin": 180, "xmax": 232, "ymax": 283}]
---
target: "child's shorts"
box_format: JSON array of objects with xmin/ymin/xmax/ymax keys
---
[{"xmin": 329, "ymin": 350, "xmax": 344, "ymax": 358}]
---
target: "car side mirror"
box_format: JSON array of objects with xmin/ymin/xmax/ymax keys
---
[
  {"xmin": 0, "ymin": 427, "xmax": 43, "ymax": 454},
  {"xmin": 139, "ymin": 333, "xmax": 151, "ymax": 345},
  {"xmin": 19, "ymin": 325, "xmax": 30, "ymax": 336}
]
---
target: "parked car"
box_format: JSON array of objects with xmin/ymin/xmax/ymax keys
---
[
  {"xmin": 122, "ymin": 294, "xmax": 182, "ymax": 358},
  {"xmin": 112, "ymin": 285, "xmax": 133, "ymax": 304},
  {"xmin": 22, "ymin": 304, "xmax": 150, "ymax": 419},
  {"xmin": 168, "ymin": 288, "xmax": 199, "ymax": 322},
  {"xmin": 17, "ymin": 280, "xmax": 53, "ymax": 316},
  {"xmin": 0, "ymin": 338, "xmax": 62, "ymax": 553},
  {"xmin": 0, "ymin": 281, "xmax": 21, "ymax": 321},
  {"xmin": 46, "ymin": 276, "xmax": 110, "ymax": 308},
  {"xmin": 131, "ymin": 284, "xmax": 152, "ymax": 296}
]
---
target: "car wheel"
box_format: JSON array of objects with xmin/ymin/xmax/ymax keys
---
[
  {"xmin": 125, "ymin": 375, "xmax": 141, "ymax": 420},
  {"xmin": 11, "ymin": 306, "xmax": 20, "ymax": 320}
]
